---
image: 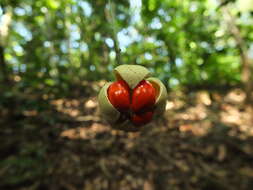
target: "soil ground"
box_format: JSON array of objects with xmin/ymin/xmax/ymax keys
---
[{"xmin": 1, "ymin": 88, "xmax": 253, "ymax": 190}]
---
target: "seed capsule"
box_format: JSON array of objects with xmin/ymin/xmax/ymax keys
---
[{"xmin": 98, "ymin": 65, "xmax": 168, "ymax": 131}]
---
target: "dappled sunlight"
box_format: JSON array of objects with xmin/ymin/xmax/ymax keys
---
[
  {"xmin": 196, "ymin": 91, "xmax": 212, "ymax": 106},
  {"xmin": 220, "ymin": 104, "xmax": 241, "ymax": 124},
  {"xmin": 224, "ymin": 88, "xmax": 246, "ymax": 104},
  {"xmin": 165, "ymin": 100, "xmax": 174, "ymax": 110},
  {"xmin": 53, "ymin": 89, "xmax": 253, "ymax": 141},
  {"xmin": 166, "ymin": 99, "xmax": 185, "ymax": 110},
  {"xmin": 220, "ymin": 104, "xmax": 253, "ymax": 135},
  {"xmin": 50, "ymin": 97, "xmax": 98, "ymax": 118},
  {"xmin": 48, "ymin": 88, "xmax": 253, "ymax": 142},
  {"xmin": 166, "ymin": 100, "xmax": 209, "ymax": 127},
  {"xmin": 85, "ymin": 99, "xmax": 97, "ymax": 109},
  {"xmin": 2, "ymin": 89, "xmax": 253, "ymax": 190},
  {"xmin": 22, "ymin": 110, "xmax": 38, "ymax": 117},
  {"xmin": 219, "ymin": 89, "xmax": 253, "ymax": 136},
  {"xmin": 60, "ymin": 123, "xmax": 141, "ymax": 141},
  {"xmin": 51, "ymin": 99, "xmax": 81, "ymax": 117},
  {"xmin": 165, "ymin": 89, "xmax": 253, "ymax": 137},
  {"xmin": 60, "ymin": 123, "xmax": 110, "ymax": 140},
  {"xmin": 179, "ymin": 120, "xmax": 212, "ymax": 136}
]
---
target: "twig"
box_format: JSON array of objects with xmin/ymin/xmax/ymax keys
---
[{"xmin": 108, "ymin": 0, "xmax": 121, "ymax": 65}]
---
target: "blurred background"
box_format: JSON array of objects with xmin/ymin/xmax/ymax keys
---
[{"xmin": 1, "ymin": 0, "xmax": 253, "ymax": 189}]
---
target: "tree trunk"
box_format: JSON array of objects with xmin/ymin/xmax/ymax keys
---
[
  {"xmin": 222, "ymin": 6, "xmax": 253, "ymax": 125},
  {"xmin": 222, "ymin": 7, "xmax": 253, "ymax": 105},
  {"xmin": 0, "ymin": 8, "xmax": 12, "ymax": 85},
  {"xmin": 0, "ymin": 45, "xmax": 9, "ymax": 85},
  {"xmin": 241, "ymin": 53, "xmax": 253, "ymax": 104}
]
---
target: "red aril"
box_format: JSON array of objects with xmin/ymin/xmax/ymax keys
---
[
  {"xmin": 107, "ymin": 80, "xmax": 131, "ymax": 112},
  {"xmin": 131, "ymin": 111, "xmax": 153, "ymax": 126},
  {"xmin": 108, "ymin": 79, "xmax": 156, "ymax": 126},
  {"xmin": 131, "ymin": 80, "xmax": 156, "ymax": 113}
]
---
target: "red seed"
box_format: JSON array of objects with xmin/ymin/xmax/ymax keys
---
[
  {"xmin": 131, "ymin": 111, "xmax": 154, "ymax": 126},
  {"xmin": 107, "ymin": 80, "xmax": 131, "ymax": 111},
  {"xmin": 131, "ymin": 80, "xmax": 156, "ymax": 113}
]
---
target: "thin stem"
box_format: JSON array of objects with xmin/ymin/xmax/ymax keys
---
[{"xmin": 108, "ymin": 0, "xmax": 121, "ymax": 65}]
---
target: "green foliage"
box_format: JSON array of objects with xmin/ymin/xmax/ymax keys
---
[{"xmin": 0, "ymin": 0, "xmax": 252, "ymax": 96}]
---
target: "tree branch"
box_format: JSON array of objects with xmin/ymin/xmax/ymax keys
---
[{"xmin": 108, "ymin": 0, "xmax": 121, "ymax": 65}]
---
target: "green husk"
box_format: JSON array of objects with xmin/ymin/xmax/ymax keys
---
[
  {"xmin": 114, "ymin": 64, "xmax": 150, "ymax": 89},
  {"xmin": 147, "ymin": 77, "xmax": 168, "ymax": 116},
  {"xmin": 98, "ymin": 82, "xmax": 120, "ymax": 123}
]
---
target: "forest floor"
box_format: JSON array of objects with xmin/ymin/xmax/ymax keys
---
[{"xmin": 1, "ymin": 85, "xmax": 253, "ymax": 190}]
